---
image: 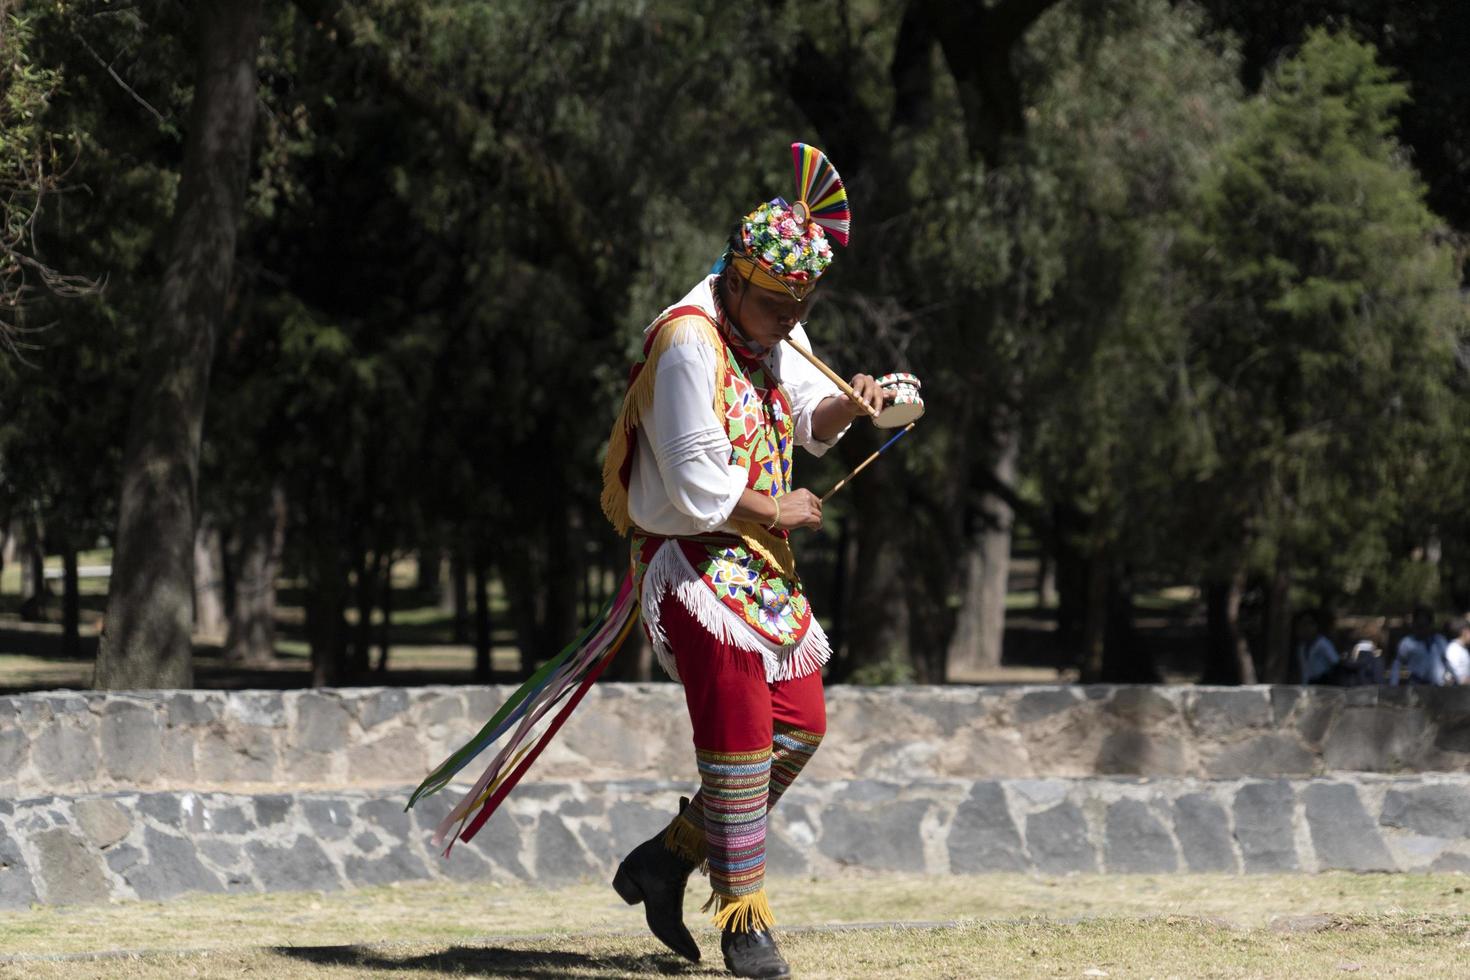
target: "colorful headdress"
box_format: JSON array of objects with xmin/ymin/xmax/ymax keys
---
[{"xmin": 725, "ymin": 143, "xmax": 851, "ymax": 301}]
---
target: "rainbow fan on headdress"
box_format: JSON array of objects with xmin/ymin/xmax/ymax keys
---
[{"xmin": 791, "ymin": 142, "xmax": 851, "ymax": 247}]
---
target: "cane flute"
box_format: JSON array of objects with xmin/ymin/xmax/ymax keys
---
[
  {"xmin": 822, "ymin": 422, "xmax": 916, "ymax": 502},
  {"xmin": 782, "ymin": 335, "xmax": 882, "ymax": 420}
]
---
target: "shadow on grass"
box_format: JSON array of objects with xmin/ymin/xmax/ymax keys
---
[{"xmin": 271, "ymin": 943, "xmax": 712, "ymax": 978}]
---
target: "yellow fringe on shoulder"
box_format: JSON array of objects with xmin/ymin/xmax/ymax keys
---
[
  {"xmin": 703, "ymin": 888, "xmax": 777, "ymax": 933},
  {"xmin": 662, "ymin": 810, "xmax": 709, "ymax": 867},
  {"xmin": 601, "ymin": 315, "xmax": 724, "ymax": 535}
]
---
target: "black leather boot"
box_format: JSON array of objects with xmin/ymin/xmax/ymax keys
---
[
  {"xmin": 612, "ymin": 798, "xmax": 702, "ymax": 962},
  {"xmin": 721, "ymin": 926, "xmax": 792, "ymax": 978}
]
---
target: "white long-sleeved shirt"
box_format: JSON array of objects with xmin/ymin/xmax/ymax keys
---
[{"xmin": 627, "ymin": 276, "xmax": 849, "ymax": 537}]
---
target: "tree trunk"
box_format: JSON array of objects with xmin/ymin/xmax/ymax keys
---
[
  {"xmin": 945, "ymin": 439, "xmax": 1017, "ymax": 680},
  {"xmin": 61, "ymin": 543, "xmax": 80, "ymax": 658},
  {"xmin": 19, "ymin": 519, "xmax": 47, "ymax": 622},
  {"xmin": 375, "ymin": 560, "xmax": 392, "ymax": 672},
  {"xmin": 94, "ymin": 0, "xmax": 263, "ymax": 690},
  {"xmin": 416, "ymin": 546, "xmax": 441, "ymax": 596},
  {"xmin": 192, "ymin": 517, "xmax": 228, "ymax": 640},
  {"xmin": 1036, "ymin": 549, "xmax": 1057, "ymax": 609},
  {"xmin": 473, "ymin": 556, "xmax": 492, "ymax": 682},
  {"xmin": 1202, "ymin": 572, "xmax": 1257, "ymax": 684},
  {"xmin": 1263, "ymin": 564, "xmax": 1292, "ymax": 684},
  {"xmin": 225, "ymin": 486, "xmax": 284, "ymax": 666},
  {"xmin": 1079, "ymin": 554, "xmax": 1109, "ymax": 682},
  {"xmin": 450, "ymin": 548, "xmax": 469, "ymax": 643},
  {"xmin": 835, "ymin": 460, "xmax": 909, "ymax": 682},
  {"xmin": 306, "ymin": 538, "xmax": 349, "ymax": 687},
  {"xmin": 1101, "ymin": 564, "xmax": 1157, "ymax": 682}
]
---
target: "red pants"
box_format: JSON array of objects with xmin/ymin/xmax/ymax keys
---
[{"xmin": 658, "ymin": 593, "xmax": 825, "ymax": 917}]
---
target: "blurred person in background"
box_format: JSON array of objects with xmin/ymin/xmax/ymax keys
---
[
  {"xmin": 1390, "ymin": 606, "xmax": 1449, "ymax": 686},
  {"xmin": 1294, "ymin": 610, "xmax": 1341, "ymax": 684}
]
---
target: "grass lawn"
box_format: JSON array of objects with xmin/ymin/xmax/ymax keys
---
[{"xmin": 1, "ymin": 872, "xmax": 1466, "ymax": 977}]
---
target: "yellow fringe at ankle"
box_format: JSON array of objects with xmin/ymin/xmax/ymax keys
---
[
  {"xmin": 662, "ymin": 812, "xmax": 708, "ymax": 866},
  {"xmin": 703, "ymin": 888, "xmax": 776, "ymax": 933}
]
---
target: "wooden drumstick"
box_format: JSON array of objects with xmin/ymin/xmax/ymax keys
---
[
  {"xmin": 822, "ymin": 422, "xmax": 916, "ymax": 502},
  {"xmin": 782, "ymin": 335, "xmax": 882, "ymax": 420}
]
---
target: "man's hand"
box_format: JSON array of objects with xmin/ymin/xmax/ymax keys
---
[
  {"xmin": 777, "ymin": 489, "xmax": 823, "ymax": 531},
  {"xmin": 844, "ymin": 373, "xmax": 894, "ymax": 419}
]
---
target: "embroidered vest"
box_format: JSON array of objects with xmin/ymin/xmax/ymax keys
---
[{"xmin": 604, "ymin": 304, "xmax": 814, "ymax": 649}]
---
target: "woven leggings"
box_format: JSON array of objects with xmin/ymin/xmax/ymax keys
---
[{"xmin": 657, "ymin": 593, "xmax": 826, "ymax": 932}]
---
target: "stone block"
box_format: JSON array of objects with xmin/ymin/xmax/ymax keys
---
[
  {"xmin": 254, "ymin": 794, "xmax": 293, "ymax": 827},
  {"xmin": 166, "ymin": 692, "xmax": 221, "ymax": 727},
  {"xmin": 279, "ymin": 743, "xmax": 334, "ymax": 782},
  {"xmin": 31, "ymin": 722, "xmax": 98, "ymax": 786},
  {"xmin": 0, "ymin": 825, "xmax": 38, "ymax": 910},
  {"xmin": 349, "ymin": 729, "xmax": 426, "ymax": 784},
  {"xmin": 122, "ymin": 828, "xmax": 224, "ymax": 901},
  {"xmin": 420, "ymin": 694, "xmax": 466, "ymax": 728},
  {"xmin": 764, "ymin": 826, "xmax": 811, "ymax": 876},
  {"xmin": 344, "ymin": 845, "xmax": 430, "ymax": 887},
  {"xmin": 1270, "ymin": 687, "xmax": 1302, "ymax": 726},
  {"xmin": 101, "ymin": 701, "xmax": 162, "ymax": 784},
  {"xmin": 1189, "ymin": 690, "xmax": 1272, "ymax": 736},
  {"xmin": 245, "ymin": 836, "xmax": 342, "ymax": 892},
  {"xmin": 32, "ymin": 828, "xmax": 110, "ymax": 905},
  {"xmin": 1323, "ymin": 708, "xmax": 1429, "ymax": 771},
  {"xmin": 607, "ymin": 800, "xmax": 666, "ymax": 857},
  {"xmin": 947, "ymin": 782, "xmax": 1027, "ymax": 873},
  {"xmin": 303, "ymin": 799, "xmax": 354, "ymax": 841},
  {"xmin": 1303, "ymin": 783, "xmax": 1394, "ymax": 871},
  {"xmin": 820, "ymin": 799, "xmax": 930, "ymax": 873},
  {"xmin": 1380, "ymin": 785, "xmax": 1470, "ymax": 838},
  {"xmin": 0, "ymin": 727, "xmax": 28, "ymax": 777},
  {"xmin": 358, "ymin": 689, "xmax": 409, "ymax": 731},
  {"xmin": 138, "ymin": 792, "xmax": 181, "ymax": 824},
  {"xmin": 295, "ymin": 693, "xmax": 351, "ymax": 754},
  {"xmin": 104, "ymin": 843, "xmax": 143, "ymax": 874},
  {"xmin": 1025, "ymin": 802, "xmax": 1097, "ymax": 873},
  {"xmin": 1294, "ymin": 688, "xmax": 1344, "ymax": 745},
  {"xmin": 196, "ymin": 727, "xmax": 276, "ymax": 783},
  {"xmin": 1014, "ymin": 689, "xmax": 1080, "ymax": 725},
  {"xmin": 1233, "ymin": 782, "xmax": 1299, "ymax": 871},
  {"xmin": 1171, "ymin": 794, "xmax": 1237, "ymax": 872},
  {"xmin": 225, "ymin": 691, "xmax": 284, "ymax": 728},
  {"xmin": 357, "ymin": 797, "xmax": 413, "ymax": 841},
  {"xmin": 533, "ymin": 813, "xmax": 596, "ymax": 885},
  {"xmin": 205, "ymin": 803, "xmax": 252, "ymax": 835},
  {"xmin": 1204, "ymin": 736, "xmax": 1316, "ymax": 778},
  {"xmin": 1104, "ymin": 800, "xmax": 1178, "ymax": 873},
  {"xmin": 158, "ymin": 731, "xmax": 197, "ymax": 783},
  {"xmin": 464, "ymin": 811, "xmax": 530, "ymax": 881},
  {"xmin": 198, "ymin": 840, "xmax": 242, "ymax": 868},
  {"xmin": 1105, "ymin": 688, "xmax": 1179, "ymax": 728},
  {"xmin": 1430, "ymin": 852, "xmax": 1470, "ymax": 873},
  {"xmin": 354, "ymin": 832, "xmax": 382, "ymax": 852},
  {"xmin": 74, "ymin": 798, "xmax": 131, "ymax": 849},
  {"xmin": 435, "ymin": 838, "xmax": 493, "ymax": 882},
  {"xmin": 1096, "ymin": 732, "xmax": 1189, "ymax": 776}
]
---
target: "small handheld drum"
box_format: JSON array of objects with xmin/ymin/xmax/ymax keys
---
[{"xmin": 875, "ymin": 372, "xmax": 925, "ymax": 428}]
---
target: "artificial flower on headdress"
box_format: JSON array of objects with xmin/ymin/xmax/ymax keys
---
[{"xmin": 723, "ymin": 143, "xmax": 851, "ymax": 300}]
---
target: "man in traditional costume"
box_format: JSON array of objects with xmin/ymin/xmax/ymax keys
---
[{"xmin": 601, "ymin": 145, "xmax": 886, "ymax": 979}]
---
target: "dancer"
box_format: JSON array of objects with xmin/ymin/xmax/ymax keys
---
[{"xmin": 601, "ymin": 144, "xmax": 885, "ymax": 978}]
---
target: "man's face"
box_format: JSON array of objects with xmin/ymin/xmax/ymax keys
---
[{"xmin": 725, "ymin": 272, "xmax": 811, "ymax": 348}]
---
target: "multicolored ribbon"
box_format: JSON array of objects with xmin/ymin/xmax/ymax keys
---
[{"xmin": 407, "ymin": 571, "xmax": 639, "ymax": 851}]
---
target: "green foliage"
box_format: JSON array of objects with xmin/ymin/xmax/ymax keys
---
[
  {"xmin": 1182, "ymin": 28, "xmax": 1465, "ymax": 596},
  {"xmin": 3, "ymin": 0, "xmax": 1469, "ymax": 683}
]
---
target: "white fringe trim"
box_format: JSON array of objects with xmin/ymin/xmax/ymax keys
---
[{"xmin": 640, "ymin": 539, "xmax": 830, "ymax": 685}]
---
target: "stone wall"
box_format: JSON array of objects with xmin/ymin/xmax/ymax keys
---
[
  {"xmin": 4, "ymin": 684, "xmax": 1469, "ymax": 908},
  {"xmin": 4, "ymin": 684, "xmax": 1468, "ymax": 798},
  {"xmin": 4, "ymin": 775, "xmax": 1468, "ymax": 909}
]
